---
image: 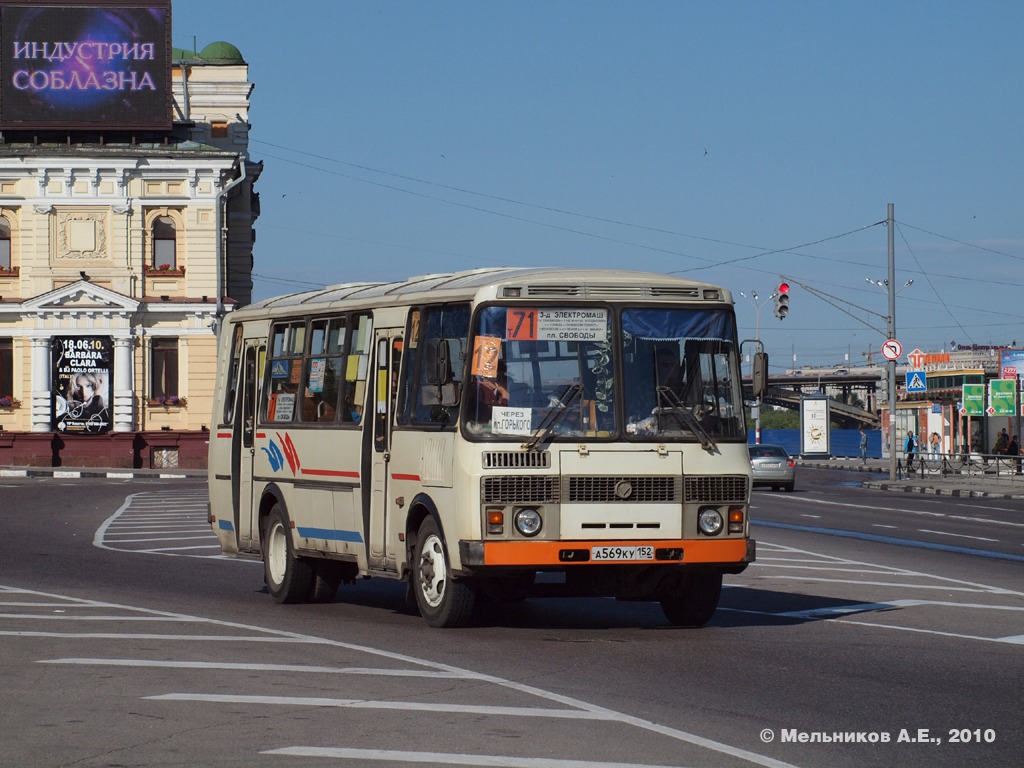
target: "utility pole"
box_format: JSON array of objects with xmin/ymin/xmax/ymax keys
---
[
  {"xmin": 740, "ymin": 290, "xmax": 773, "ymax": 443},
  {"xmin": 887, "ymin": 203, "xmax": 898, "ymax": 481}
]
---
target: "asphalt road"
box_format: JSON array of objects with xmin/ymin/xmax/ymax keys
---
[{"xmin": 1, "ymin": 468, "xmax": 1021, "ymax": 768}]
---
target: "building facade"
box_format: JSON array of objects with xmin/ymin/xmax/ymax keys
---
[{"xmin": 0, "ymin": 6, "xmax": 260, "ymax": 468}]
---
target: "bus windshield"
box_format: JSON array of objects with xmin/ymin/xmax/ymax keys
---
[{"xmin": 463, "ymin": 305, "xmax": 746, "ymax": 442}]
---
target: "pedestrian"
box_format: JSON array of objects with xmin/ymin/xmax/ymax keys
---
[
  {"xmin": 993, "ymin": 428, "xmax": 1009, "ymax": 455},
  {"xmin": 929, "ymin": 431, "xmax": 940, "ymax": 460},
  {"xmin": 859, "ymin": 428, "xmax": 868, "ymax": 465},
  {"xmin": 904, "ymin": 430, "xmax": 918, "ymax": 473},
  {"xmin": 1008, "ymin": 434, "xmax": 1021, "ymax": 474}
]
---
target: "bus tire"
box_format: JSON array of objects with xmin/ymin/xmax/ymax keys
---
[
  {"xmin": 412, "ymin": 516, "xmax": 475, "ymax": 627},
  {"xmin": 308, "ymin": 561, "xmax": 344, "ymax": 603},
  {"xmin": 263, "ymin": 504, "xmax": 314, "ymax": 604},
  {"xmin": 659, "ymin": 572, "xmax": 722, "ymax": 627}
]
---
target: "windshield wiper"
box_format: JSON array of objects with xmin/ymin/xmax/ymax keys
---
[
  {"xmin": 655, "ymin": 386, "xmax": 717, "ymax": 452},
  {"xmin": 524, "ymin": 384, "xmax": 582, "ymax": 451}
]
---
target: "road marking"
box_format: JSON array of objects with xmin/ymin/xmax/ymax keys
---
[
  {"xmin": 148, "ymin": 693, "xmax": 613, "ymax": 721},
  {"xmin": 756, "ymin": 520, "xmax": 1024, "ymax": 563},
  {"xmin": 42, "ymin": 658, "xmax": 480, "ymax": 679},
  {"xmin": 263, "ymin": 746, "xmax": 688, "ymax": 767},
  {"xmin": 2, "ymin": 583, "xmax": 800, "ymax": 768},
  {"xmin": 917, "ymin": 529, "xmax": 998, "ymax": 542}
]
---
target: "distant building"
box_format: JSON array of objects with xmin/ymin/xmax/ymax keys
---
[{"xmin": 0, "ymin": 1, "xmax": 260, "ymax": 468}]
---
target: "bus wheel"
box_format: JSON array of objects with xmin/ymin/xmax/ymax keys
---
[
  {"xmin": 264, "ymin": 504, "xmax": 314, "ymax": 604},
  {"xmin": 308, "ymin": 562, "xmax": 343, "ymax": 604},
  {"xmin": 659, "ymin": 573, "xmax": 722, "ymax": 627},
  {"xmin": 413, "ymin": 516, "xmax": 475, "ymax": 627}
]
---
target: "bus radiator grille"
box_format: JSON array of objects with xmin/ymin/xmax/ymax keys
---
[
  {"xmin": 565, "ymin": 476, "xmax": 680, "ymax": 503},
  {"xmin": 482, "ymin": 476, "xmax": 560, "ymax": 503},
  {"xmin": 683, "ymin": 475, "xmax": 749, "ymax": 503}
]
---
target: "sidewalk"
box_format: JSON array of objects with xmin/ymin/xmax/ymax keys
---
[{"xmin": 797, "ymin": 457, "xmax": 1024, "ymax": 500}]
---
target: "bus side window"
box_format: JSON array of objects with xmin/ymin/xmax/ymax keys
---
[
  {"xmin": 222, "ymin": 324, "xmax": 244, "ymax": 425},
  {"xmin": 265, "ymin": 321, "xmax": 305, "ymax": 423},
  {"xmin": 410, "ymin": 304, "xmax": 469, "ymax": 426}
]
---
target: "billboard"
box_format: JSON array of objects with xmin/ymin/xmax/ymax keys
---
[
  {"xmin": 52, "ymin": 335, "xmax": 113, "ymax": 434},
  {"xmin": 799, "ymin": 395, "xmax": 830, "ymax": 458},
  {"xmin": 0, "ymin": 1, "xmax": 171, "ymax": 129}
]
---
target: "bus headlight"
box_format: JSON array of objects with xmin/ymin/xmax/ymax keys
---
[
  {"xmin": 513, "ymin": 507, "xmax": 543, "ymax": 537},
  {"xmin": 698, "ymin": 507, "xmax": 724, "ymax": 536}
]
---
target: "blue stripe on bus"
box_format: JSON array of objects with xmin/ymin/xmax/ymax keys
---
[
  {"xmin": 217, "ymin": 520, "xmax": 235, "ymax": 532},
  {"xmin": 296, "ymin": 527, "xmax": 365, "ymax": 544}
]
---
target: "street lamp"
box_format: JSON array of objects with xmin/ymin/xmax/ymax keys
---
[{"xmin": 740, "ymin": 290, "xmax": 774, "ymax": 444}]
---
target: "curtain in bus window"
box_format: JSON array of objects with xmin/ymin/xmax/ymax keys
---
[{"xmin": 621, "ymin": 309, "xmax": 734, "ymax": 341}]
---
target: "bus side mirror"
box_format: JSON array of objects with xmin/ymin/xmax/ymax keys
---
[{"xmin": 751, "ymin": 352, "xmax": 768, "ymax": 398}]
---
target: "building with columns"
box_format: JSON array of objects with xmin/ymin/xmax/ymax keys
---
[{"xmin": 0, "ymin": 1, "xmax": 260, "ymax": 468}]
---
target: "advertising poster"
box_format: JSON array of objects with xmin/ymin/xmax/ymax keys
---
[
  {"xmin": 988, "ymin": 379, "xmax": 1016, "ymax": 417},
  {"xmin": 52, "ymin": 335, "xmax": 112, "ymax": 434},
  {"xmin": 800, "ymin": 395, "xmax": 830, "ymax": 458},
  {"xmin": 0, "ymin": 2, "xmax": 171, "ymax": 129}
]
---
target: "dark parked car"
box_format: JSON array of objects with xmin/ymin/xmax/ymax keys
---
[{"xmin": 748, "ymin": 444, "xmax": 796, "ymax": 492}]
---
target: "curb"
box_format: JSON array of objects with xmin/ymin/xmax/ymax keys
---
[{"xmin": 1, "ymin": 467, "xmax": 206, "ymax": 480}]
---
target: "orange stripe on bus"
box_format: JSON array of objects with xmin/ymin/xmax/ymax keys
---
[
  {"xmin": 481, "ymin": 538, "xmax": 749, "ymax": 567},
  {"xmin": 216, "ymin": 432, "xmax": 232, "ymax": 439},
  {"xmin": 391, "ymin": 473, "xmax": 421, "ymax": 481}
]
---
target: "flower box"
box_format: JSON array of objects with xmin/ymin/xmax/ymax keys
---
[
  {"xmin": 0, "ymin": 266, "xmax": 19, "ymax": 277},
  {"xmin": 144, "ymin": 264, "xmax": 186, "ymax": 276},
  {"xmin": 0, "ymin": 395, "xmax": 21, "ymax": 408},
  {"xmin": 148, "ymin": 395, "xmax": 187, "ymax": 407}
]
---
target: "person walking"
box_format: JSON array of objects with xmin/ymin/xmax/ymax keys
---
[
  {"xmin": 929, "ymin": 431, "xmax": 941, "ymax": 460},
  {"xmin": 859, "ymin": 428, "xmax": 868, "ymax": 465}
]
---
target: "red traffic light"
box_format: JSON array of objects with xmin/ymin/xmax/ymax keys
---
[{"xmin": 778, "ymin": 282, "xmax": 790, "ymax": 294}]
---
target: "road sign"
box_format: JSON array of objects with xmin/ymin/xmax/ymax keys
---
[
  {"xmin": 906, "ymin": 370, "xmax": 927, "ymax": 393},
  {"xmin": 882, "ymin": 339, "xmax": 902, "ymax": 361}
]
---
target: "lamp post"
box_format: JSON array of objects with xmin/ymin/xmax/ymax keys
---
[{"xmin": 740, "ymin": 290, "xmax": 774, "ymax": 444}]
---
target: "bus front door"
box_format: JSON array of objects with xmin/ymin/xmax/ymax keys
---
[
  {"xmin": 367, "ymin": 331, "xmax": 402, "ymax": 571},
  {"xmin": 236, "ymin": 341, "xmax": 264, "ymax": 551}
]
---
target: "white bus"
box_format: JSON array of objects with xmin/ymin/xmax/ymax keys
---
[{"xmin": 208, "ymin": 268, "xmax": 765, "ymax": 627}]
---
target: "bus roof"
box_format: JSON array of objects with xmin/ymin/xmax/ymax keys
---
[{"xmin": 233, "ymin": 267, "xmax": 732, "ymax": 318}]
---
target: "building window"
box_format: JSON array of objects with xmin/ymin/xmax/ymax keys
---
[
  {"xmin": 0, "ymin": 218, "xmax": 11, "ymax": 271},
  {"xmin": 151, "ymin": 338, "xmax": 180, "ymax": 401},
  {"xmin": 152, "ymin": 216, "xmax": 176, "ymax": 270},
  {"xmin": 211, "ymin": 121, "xmax": 228, "ymax": 138},
  {"xmin": 0, "ymin": 338, "xmax": 12, "ymax": 397}
]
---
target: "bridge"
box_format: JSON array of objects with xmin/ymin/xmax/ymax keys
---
[{"xmin": 743, "ymin": 371, "xmax": 882, "ymax": 428}]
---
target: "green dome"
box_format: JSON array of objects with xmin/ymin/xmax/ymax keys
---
[{"xmin": 198, "ymin": 41, "xmax": 245, "ymax": 64}]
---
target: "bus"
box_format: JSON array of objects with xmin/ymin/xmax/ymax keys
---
[{"xmin": 208, "ymin": 267, "xmax": 766, "ymax": 627}]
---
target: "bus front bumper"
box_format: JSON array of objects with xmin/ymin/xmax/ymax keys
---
[{"xmin": 460, "ymin": 538, "xmax": 755, "ymax": 569}]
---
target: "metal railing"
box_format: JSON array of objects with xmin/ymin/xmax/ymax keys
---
[{"xmin": 898, "ymin": 452, "xmax": 1023, "ymax": 482}]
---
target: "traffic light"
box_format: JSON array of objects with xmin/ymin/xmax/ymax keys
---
[{"xmin": 773, "ymin": 282, "xmax": 790, "ymax": 319}]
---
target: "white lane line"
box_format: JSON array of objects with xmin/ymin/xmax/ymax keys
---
[
  {"xmin": 785, "ymin": 496, "xmax": 1024, "ymax": 527},
  {"xmin": 42, "ymin": 658, "xmax": 485, "ymax": 679},
  {"xmin": 147, "ymin": 693, "xmax": 606, "ymax": 721},
  {"xmin": 917, "ymin": 529, "xmax": 998, "ymax": 542},
  {"xmin": 263, "ymin": 746, "xmax": 689, "ymax": 768}
]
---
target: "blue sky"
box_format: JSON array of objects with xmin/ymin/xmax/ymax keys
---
[{"xmin": 172, "ymin": 1, "xmax": 1023, "ymax": 371}]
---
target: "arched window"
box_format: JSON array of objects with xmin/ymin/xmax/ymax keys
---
[
  {"xmin": 0, "ymin": 218, "xmax": 11, "ymax": 271},
  {"xmin": 152, "ymin": 216, "xmax": 176, "ymax": 270}
]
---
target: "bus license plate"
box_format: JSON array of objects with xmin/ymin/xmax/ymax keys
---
[{"xmin": 590, "ymin": 545, "xmax": 655, "ymax": 561}]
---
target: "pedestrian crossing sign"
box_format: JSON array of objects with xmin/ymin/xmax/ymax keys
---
[{"xmin": 906, "ymin": 370, "xmax": 927, "ymax": 393}]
